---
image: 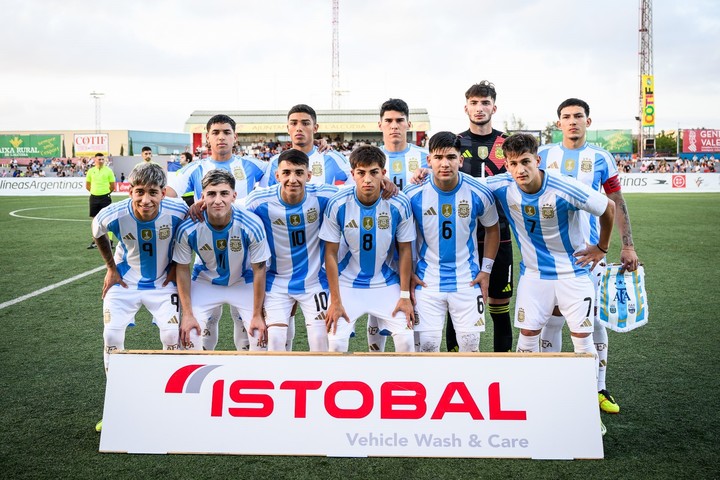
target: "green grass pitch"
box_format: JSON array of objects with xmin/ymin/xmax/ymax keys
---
[{"xmin": 0, "ymin": 193, "xmax": 718, "ymax": 479}]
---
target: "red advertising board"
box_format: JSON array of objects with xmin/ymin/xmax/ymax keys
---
[{"xmin": 683, "ymin": 129, "xmax": 720, "ymax": 153}]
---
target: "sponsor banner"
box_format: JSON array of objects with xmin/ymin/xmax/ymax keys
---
[
  {"xmin": 618, "ymin": 173, "xmax": 720, "ymax": 193},
  {"xmin": 100, "ymin": 352, "xmax": 603, "ymax": 459},
  {"xmin": 74, "ymin": 134, "xmax": 109, "ymax": 157},
  {"xmin": 641, "ymin": 75, "xmax": 655, "ymax": 127},
  {"xmin": 551, "ymin": 130, "xmax": 632, "ymax": 154},
  {"xmin": 682, "ymin": 129, "xmax": 720, "ymax": 154},
  {"xmin": 0, "ymin": 134, "xmax": 62, "ymax": 158},
  {"xmin": 0, "ymin": 177, "xmax": 87, "ymax": 196}
]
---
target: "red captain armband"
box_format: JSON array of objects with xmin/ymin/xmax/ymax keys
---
[{"xmin": 603, "ymin": 175, "xmax": 622, "ymax": 194}]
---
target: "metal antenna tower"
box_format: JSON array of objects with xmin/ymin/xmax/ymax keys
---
[
  {"xmin": 331, "ymin": 0, "xmax": 347, "ymax": 109},
  {"xmin": 638, "ymin": 0, "xmax": 654, "ymax": 159},
  {"xmin": 90, "ymin": 91, "xmax": 105, "ymax": 133}
]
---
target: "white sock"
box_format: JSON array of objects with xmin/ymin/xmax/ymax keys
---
[
  {"xmin": 233, "ymin": 315, "xmax": 249, "ymax": 351},
  {"xmin": 103, "ymin": 328, "xmax": 125, "ymax": 371},
  {"xmin": 540, "ymin": 314, "xmax": 564, "ymax": 352},
  {"xmin": 267, "ymin": 325, "xmax": 288, "ymax": 351},
  {"xmin": 571, "ymin": 334, "xmax": 599, "ymax": 380},
  {"xmin": 367, "ymin": 314, "xmax": 387, "ymax": 352},
  {"xmin": 417, "ymin": 331, "xmax": 442, "ymax": 352},
  {"xmin": 516, "ymin": 332, "xmax": 539, "ymax": 352},
  {"xmin": 456, "ymin": 331, "xmax": 480, "ymax": 352},
  {"xmin": 593, "ymin": 322, "xmax": 609, "ymax": 391},
  {"xmin": 306, "ymin": 322, "xmax": 329, "ymax": 352},
  {"xmin": 286, "ymin": 315, "xmax": 295, "ymax": 351},
  {"xmin": 391, "ymin": 332, "xmax": 414, "ymax": 353}
]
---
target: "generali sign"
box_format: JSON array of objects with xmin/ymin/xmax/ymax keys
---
[{"xmin": 99, "ymin": 352, "xmax": 603, "ymax": 459}]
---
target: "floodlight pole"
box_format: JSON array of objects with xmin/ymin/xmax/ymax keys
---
[{"xmin": 90, "ymin": 91, "xmax": 104, "ymax": 133}]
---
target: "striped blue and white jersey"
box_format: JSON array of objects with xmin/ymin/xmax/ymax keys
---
[
  {"xmin": 173, "ymin": 206, "xmax": 270, "ymax": 287},
  {"xmin": 486, "ymin": 170, "xmax": 609, "ymax": 279},
  {"xmin": 381, "ymin": 144, "xmax": 429, "ymax": 191},
  {"xmin": 403, "ymin": 172, "xmax": 498, "ymax": 292},
  {"xmin": 319, "ymin": 188, "xmax": 415, "ymax": 289},
  {"xmin": 261, "ymin": 146, "xmax": 354, "ymax": 187},
  {"xmin": 538, "ymin": 142, "xmax": 618, "ymax": 244},
  {"xmin": 92, "ymin": 198, "xmax": 188, "ymax": 289},
  {"xmin": 168, "ymin": 155, "xmax": 267, "ymax": 201},
  {"xmin": 245, "ymin": 183, "xmax": 338, "ymax": 294}
]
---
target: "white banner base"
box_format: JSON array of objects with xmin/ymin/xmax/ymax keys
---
[{"xmin": 99, "ymin": 351, "xmax": 603, "ymax": 460}]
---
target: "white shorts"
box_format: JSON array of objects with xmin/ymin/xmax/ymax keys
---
[
  {"xmin": 190, "ymin": 280, "xmax": 255, "ymax": 331},
  {"xmin": 515, "ymin": 275, "xmax": 595, "ymax": 334},
  {"xmin": 328, "ymin": 284, "xmax": 412, "ymax": 341},
  {"xmin": 264, "ymin": 287, "xmax": 328, "ymax": 328},
  {"xmin": 413, "ymin": 287, "xmax": 485, "ymax": 333},
  {"xmin": 103, "ymin": 283, "xmax": 179, "ymax": 332}
]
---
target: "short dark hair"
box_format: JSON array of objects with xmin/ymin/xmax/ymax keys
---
[
  {"xmin": 206, "ymin": 114, "xmax": 237, "ymax": 132},
  {"xmin": 287, "ymin": 104, "xmax": 317, "ymax": 124},
  {"xmin": 380, "ymin": 98, "xmax": 409, "ymax": 119},
  {"xmin": 94, "ymin": 152, "xmax": 104, "ymax": 158},
  {"xmin": 349, "ymin": 145, "xmax": 385, "ymax": 170},
  {"xmin": 180, "ymin": 152, "xmax": 192, "ymax": 162},
  {"xmin": 201, "ymin": 169, "xmax": 235, "ymax": 191},
  {"xmin": 465, "ymin": 80, "xmax": 497, "ymax": 102},
  {"xmin": 428, "ymin": 131, "xmax": 462, "ymax": 153},
  {"xmin": 277, "ymin": 148, "xmax": 309, "ymax": 168},
  {"xmin": 556, "ymin": 98, "xmax": 590, "ymax": 118},
  {"xmin": 502, "ymin": 133, "xmax": 538, "ymax": 158},
  {"xmin": 141, "ymin": 146, "xmax": 152, "ymax": 153}
]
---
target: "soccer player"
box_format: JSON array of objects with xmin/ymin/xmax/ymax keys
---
[
  {"xmin": 538, "ymin": 98, "xmax": 639, "ymax": 414},
  {"xmin": 485, "ymin": 133, "xmax": 615, "ymax": 433},
  {"xmin": 166, "ymin": 114, "xmax": 268, "ymax": 350},
  {"xmin": 174, "ymin": 169, "xmax": 270, "ymax": 351},
  {"xmin": 321, "ymin": 145, "xmax": 416, "ymax": 352},
  {"xmin": 365, "ymin": 98, "xmax": 429, "ymax": 352},
  {"xmin": 178, "ymin": 152, "xmax": 195, "ymax": 206},
  {"xmin": 260, "ymin": 104, "xmax": 353, "ymax": 187},
  {"xmin": 91, "ymin": 162, "xmax": 188, "ymax": 432},
  {"xmin": 245, "ymin": 149, "xmax": 337, "ymax": 351},
  {"xmin": 85, "ymin": 153, "xmax": 116, "ymax": 249},
  {"xmin": 404, "ymin": 132, "xmax": 500, "ymax": 352}
]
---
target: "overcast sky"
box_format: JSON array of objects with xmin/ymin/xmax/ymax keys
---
[{"xmin": 1, "ymin": 0, "xmax": 718, "ymax": 136}]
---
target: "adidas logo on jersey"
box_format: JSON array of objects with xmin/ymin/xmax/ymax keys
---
[
  {"xmin": 548, "ymin": 161, "xmax": 559, "ymax": 169},
  {"xmin": 123, "ymin": 232, "xmax": 136, "ymax": 241},
  {"xmin": 273, "ymin": 218, "xmax": 285, "ymax": 226},
  {"xmin": 345, "ymin": 219, "xmax": 358, "ymax": 228},
  {"xmin": 424, "ymin": 207, "xmax": 437, "ymax": 216},
  {"xmin": 314, "ymin": 311, "xmax": 327, "ymax": 321},
  {"xmin": 168, "ymin": 316, "xmax": 179, "ymax": 324},
  {"xmin": 463, "ymin": 150, "xmax": 473, "ymax": 158},
  {"xmin": 200, "ymin": 244, "xmax": 212, "ymax": 251},
  {"xmin": 581, "ymin": 318, "xmax": 592, "ymax": 328}
]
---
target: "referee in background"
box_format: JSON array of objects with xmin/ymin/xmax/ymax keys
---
[{"xmin": 85, "ymin": 153, "xmax": 116, "ymax": 249}]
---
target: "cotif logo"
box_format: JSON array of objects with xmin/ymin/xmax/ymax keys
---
[{"xmin": 165, "ymin": 365, "xmax": 527, "ymax": 421}]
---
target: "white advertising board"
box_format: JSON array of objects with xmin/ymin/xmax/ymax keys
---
[
  {"xmin": 100, "ymin": 352, "xmax": 603, "ymax": 459},
  {"xmin": 0, "ymin": 177, "xmax": 87, "ymax": 196},
  {"xmin": 619, "ymin": 173, "xmax": 720, "ymax": 193}
]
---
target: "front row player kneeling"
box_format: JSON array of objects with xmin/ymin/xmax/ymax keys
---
[
  {"xmin": 485, "ymin": 133, "xmax": 615, "ymax": 435},
  {"xmin": 91, "ymin": 162, "xmax": 189, "ymax": 432}
]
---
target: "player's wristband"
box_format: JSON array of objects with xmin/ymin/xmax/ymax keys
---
[
  {"xmin": 399, "ymin": 290, "xmax": 411, "ymax": 299},
  {"xmin": 596, "ymin": 244, "xmax": 609, "ymax": 254},
  {"xmin": 481, "ymin": 257, "xmax": 495, "ymax": 273}
]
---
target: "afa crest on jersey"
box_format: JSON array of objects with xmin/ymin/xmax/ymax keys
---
[
  {"xmin": 541, "ymin": 204, "xmax": 555, "ymax": 219},
  {"xmin": 378, "ymin": 213, "xmax": 390, "ymax": 229},
  {"xmin": 311, "ymin": 162, "xmax": 323, "ymax": 177},
  {"xmin": 458, "ymin": 200, "xmax": 470, "ymax": 218},
  {"xmin": 517, "ymin": 308, "xmax": 525, "ymax": 322},
  {"xmin": 158, "ymin": 225, "xmax": 170, "ymax": 240},
  {"xmin": 581, "ymin": 158, "xmax": 593, "ymax": 173},
  {"xmin": 233, "ymin": 166, "xmax": 246, "ymax": 181},
  {"xmin": 441, "ymin": 204, "xmax": 453, "ymax": 218},
  {"xmin": 229, "ymin": 236, "xmax": 243, "ymax": 252},
  {"xmin": 306, "ymin": 208, "xmax": 319, "ymax": 223},
  {"xmin": 494, "ymin": 145, "xmax": 505, "ymax": 159},
  {"xmin": 408, "ymin": 158, "xmax": 419, "ymax": 172}
]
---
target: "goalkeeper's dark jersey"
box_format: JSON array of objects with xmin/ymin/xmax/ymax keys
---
[{"xmin": 458, "ymin": 128, "xmax": 511, "ymax": 242}]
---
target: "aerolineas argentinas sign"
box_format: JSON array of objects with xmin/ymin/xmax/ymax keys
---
[{"xmin": 99, "ymin": 352, "xmax": 603, "ymax": 459}]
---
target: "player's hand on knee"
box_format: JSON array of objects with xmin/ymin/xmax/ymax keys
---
[
  {"xmin": 180, "ymin": 315, "xmax": 201, "ymax": 347},
  {"xmin": 326, "ymin": 302, "xmax": 349, "ymax": 334},
  {"xmin": 393, "ymin": 298, "xmax": 415, "ymax": 328},
  {"xmin": 249, "ymin": 315, "xmax": 267, "ymax": 347}
]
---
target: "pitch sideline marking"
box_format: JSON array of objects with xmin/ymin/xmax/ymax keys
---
[
  {"xmin": 9, "ymin": 205, "xmax": 90, "ymax": 222},
  {"xmin": 0, "ymin": 266, "xmax": 105, "ymax": 311}
]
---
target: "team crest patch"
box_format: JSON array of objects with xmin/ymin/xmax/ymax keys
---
[
  {"xmin": 290, "ymin": 214, "xmax": 302, "ymax": 227},
  {"xmin": 378, "ymin": 213, "xmax": 390, "ymax": 229},
  {"xmin": 216, "ymin": 239, "xmax": 227, "ymax": 251},
  {"xmin": 477, "ymin": 146, "xmax": 489, "ymax": 160},
  {"xmin": 230, "ymin": 236, "xmax": 242, "ymax": 252},
  {"xmin": 541, "ymin": 204, "xmax": 555, "ymax": 219},
  {"xmin": 233, "ymin": 167, "xmax": 246, "ymax": 181},
  {"xmin": 581, "ymin": 159, "xmax": 593, "ymax": 173},
  {"xmin": 141, "ymin": 229, "xmax": 153, "ymax": 241},
  {"xmin": 158, "ymin": 225, "xmax": 170, "ymax": 240},
  {"xmin": 517, "ymin": 308, "xmax": 525, "ymax": 322},
  {"xmin": 564, "ymin": 159, "xmax": 575, "ymax": 171},
  {"xmin": 524, "ymin": 205, "xmax": 536, "ymax": 216},
  {"xmin": 306, "ymin": 208, "xmax": 318, "ymax": 223},
  {"xmin": 458, "ymin": 200, "xmax": 470, "ymax": 218},
  {"xmin": 441, "ymin": 204, "xmax": 453, "ymax": 218},
  {"xmin": 311, "ymin": 162, "xmax": 323, "ymax": 177},
  {"xmin": 392, "ymin": 160, "xmax": 403, "ymax": 173},
  {"xmin": 408, "ymin": 158, "xmax": 419, "ymax": 172},
  {"xmin": 362, "ymin": 216, "xmax": 374, "ymax": 230},
  {"xmin": 494, "ymin": 145, "xmax": 505, "ymax": 159}
]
